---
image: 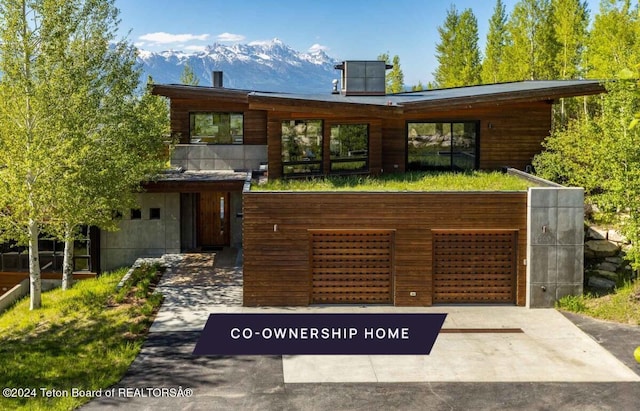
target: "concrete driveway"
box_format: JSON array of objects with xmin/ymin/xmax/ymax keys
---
[{"xmin": 82, "ymin": 250, "xmax": 640, "ymax": 410}]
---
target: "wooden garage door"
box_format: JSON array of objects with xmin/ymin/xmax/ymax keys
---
[
  {"xmin": 433, "ymin": 230, "xmax": 517, "ymax": 304},
  {"xmin": 310, "ymin": 230, "xmax": 394, "ymax": 304}
]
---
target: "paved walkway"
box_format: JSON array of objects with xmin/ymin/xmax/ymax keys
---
[{"xmin": 83, "ymin": 249, "xmax": 640, "ymax": 410}]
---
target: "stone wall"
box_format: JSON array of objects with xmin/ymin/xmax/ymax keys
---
[
  {"xmin": 100, "ymin": 193, "xmax": 180, "ymax": 271},
  {"xmin": 527, "ymin": 187, "xmax": 584, "ymax": 307},
  {"xmin": 584, "ymin": 226, "xmax": 634, "ymax": 290}
]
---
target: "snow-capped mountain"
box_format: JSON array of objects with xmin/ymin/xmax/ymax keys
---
[{"xmin": 138, "ymin": 38, "xmax": 340, "ymax": 93}]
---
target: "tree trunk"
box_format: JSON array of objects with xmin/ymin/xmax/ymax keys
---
[
  {"xmin": 28, "ymin": 219, "xmax": 42, "ymax": 310},
  {"xmin": 62, "ymin": 225, "xmax": 74, "ymax": 290}
]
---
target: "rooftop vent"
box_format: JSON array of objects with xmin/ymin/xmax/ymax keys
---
[
  {"xmin": 213, "ymin": 71, "xmax": 223, "ymax": 88},
  {"xmin": 334, "ymin": 60, "xmax": 392, "ymax": 96}
]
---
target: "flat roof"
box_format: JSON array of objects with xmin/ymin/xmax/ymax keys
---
[
  {"xmin": 153, "ymin": 80, "xmax": 606, "ymax": 110},
  {"xmin": 143, "ymin": 169, "xmax": 249, "ymax": 193}
]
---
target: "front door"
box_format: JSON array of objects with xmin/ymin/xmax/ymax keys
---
[{"xmin": 197, "ymin": 192, "xmax": 230, "ymax": 247}]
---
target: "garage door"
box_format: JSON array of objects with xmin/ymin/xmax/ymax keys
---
[
  {"xmin": 433, "ymin": 230, "xmax": 517, "ymax": 304},
  {"xmin": 310, "ymin": 230, "xmax": 394, "ymax": 304}
]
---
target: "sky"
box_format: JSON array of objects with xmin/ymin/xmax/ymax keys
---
[{"xmin": 115, "ymin": 0, "xmax": 602, "ymax": 86}]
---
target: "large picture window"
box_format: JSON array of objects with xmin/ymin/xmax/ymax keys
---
[
  {"xmin": 281, "ymin": 120, "xmax": 323, "ymax": 175},
  {"xmin": 407, "ymin": 121, "xmax": 478, "ymax": 171},
  {"xmin": 330, "ymin": 124, "xmax": 369, "ymax": 172},
  {"xmin": 190, "ymin": 112, "xmax": 243, "ymax": 144}
]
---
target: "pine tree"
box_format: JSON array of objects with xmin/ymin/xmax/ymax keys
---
[
  {"xmin": 378, "ymin": 53, "xmax": 405, "ymax": 93},
  {"xmin": 482, "ymin": 0, "xmax": 509, "ymax": 84},
  {"xmin": 503, "ymin": 0, "xmax": 559, "ymax": 80},
  {"xmin": 388, "ymin": 55, "xmax": 405, "ymax": 93},
  {"xmin": 433, "ymin": 6, "xmax": 482, "ymax": 87},
  {"xmin": 180, "ymin": 62, "xmax": 200, "ymax": 86}
]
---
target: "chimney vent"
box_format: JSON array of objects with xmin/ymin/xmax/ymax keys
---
[{"xmin": 213, "ymin": 71, "xmax": 223, "ymax": 88}]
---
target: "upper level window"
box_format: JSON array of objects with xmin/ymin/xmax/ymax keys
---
[
  {"xmin": 190, "ymin": 112, "xmax": 243, "ymax": 144},
  {"xmin": 330, "ymin": 124, "xmax": 369, "ymax": 172},
  {"xmin": 281, "ymin": 120, "xmax": 323, "ymax": 176},
  {"xmin": 407, "ymin": 121, "xmax": 478, "ymax": 171}
]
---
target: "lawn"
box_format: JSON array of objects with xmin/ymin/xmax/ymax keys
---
[
  {"xmin": 557, "ymin": 281, "xmax": 640, "ymax": 325},
  {"xmin": 0, "ymin": 263, "xmax": 163, "ymax": 411},
  {"xmin": 254, "ymin": 171, "xmax": 534, "ymax": 191}
]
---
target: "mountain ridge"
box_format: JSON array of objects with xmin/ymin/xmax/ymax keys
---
[{"xmin": 138, "ymin": 38, "xmax": 341, "ymax": 93}]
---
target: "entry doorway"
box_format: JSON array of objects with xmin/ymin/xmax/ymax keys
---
[{"xmin": 197, "ymin": 192, "xmax": 230, "ymax": 248}]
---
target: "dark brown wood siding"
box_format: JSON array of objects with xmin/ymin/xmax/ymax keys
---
[
  {"xmin": 394, "ymin": 101, "xmax": 553, "ymax": 171},
  {"xmin": 169, "ymin": 98, "xmax": 266, "ymax": 145},
  {"xmin": 243, "ymin": 191, "xmax": 528, "ymax": 307},
  {"xmin": 263, "ymin": 101, "xmax": 552, "ymax": 176}
]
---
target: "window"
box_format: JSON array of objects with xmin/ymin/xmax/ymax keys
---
[
  {"xmin": 407, "ymin": 121, "xmax": 478, "ymax": 171},
  {"xmin": 1, "ymin": 226, "xmax": 93, "ymax": 272},
  {"xmin": 190, "ymin": 112, "xmax": 243, "ymax": 144},
  {"xmin": 281, "ymin": 120, "xmax": 323, "ymax": 175},
  {"xmin": 330, "ymin": 124, "xmax": 369, "ymax": 172},
  {"xmin": 131, "ymin": 209, "xmax": 142, "ymax": 220},
  {"xmin": 150, "ymin": 208, "xmax": 161, "ymax": 220}
]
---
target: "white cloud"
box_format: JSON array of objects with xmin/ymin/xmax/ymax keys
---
[
  {"xmin": 138, "ymin": 32, "xmax": 210, "ymax": 45},
  {"xmin": 184, "ymin": 45, "xmax": 207, "ymax": 52},
  {"xmin": 308, "ymin": 43, "xmax": 329, "ymax": 53},
  {"xmin": 216, "ymin": 32, "xmax": 245, "ymax": 42}
]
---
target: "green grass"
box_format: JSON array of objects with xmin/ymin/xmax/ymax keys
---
[
  {"xmin": 253, "ymin": 171, "xmax": 534, "ymax": 192},
  {"xmin": 0, "ymin": 264, "xmax": 164, "ymax": 411},
  {"xmin": 556, "ymin": 281, "xmax": 640, "ymax": 325}
]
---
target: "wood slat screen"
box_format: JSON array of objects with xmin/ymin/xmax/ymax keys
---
[
  {"xmin": 433, "ymin": 230, "xmax": 517, "ymax": 304},
  {"xmin": 310, "ymin": 230, "xmax": 394, "ymax": 304}
]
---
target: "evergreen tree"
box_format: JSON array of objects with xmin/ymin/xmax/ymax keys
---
[
  {"xmin": 503, "ymin": 0, "xmax": 559, "ymax": 80},
  {"xmin": 0, "ymin": 0, "xmax": 168, "ymax": 308},
  {"xmin": 388, "ymin": 55, "xmax": 405, "ymax": 93},
  {"xmin": 482, "ymin": 0, "xmax": 509, "ymax": 84},
  {"xmin": 180, "ymin": 62, "xmax": 200, "ymax": 86},
  {"xmin": 412, "ymin": 81, "xmax": 425, "ymax": 91},
  {"xmin": 433, "ymin": 6, "xmax": 482, "ymax": 87},
  {"xmin": 377, "ymin": 53, "xmax": 405, "ymax": 93}
]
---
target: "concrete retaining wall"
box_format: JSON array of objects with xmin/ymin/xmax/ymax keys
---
[
  {"xmin": 170, "ymin": 145, "xmax": 267, "ymax": 171},
  {"xmin": 527, "ymin": 187, "xmax": 584, "ymax": 307},
  {"xmin": 0, "ymin": 279, "xmax": 65, "ymax": 314},
  {"xmin": 100, "ymin": 193, "xmax": 181, "ymax": 271}
]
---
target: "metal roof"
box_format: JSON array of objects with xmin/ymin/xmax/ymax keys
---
[
  {"xmin": 152, "ymin": 80, "xmax": 606, "ymax": 109},
  {"xmin": 249, "ymin": 80, "xmax": 605, "ymax": 107}
]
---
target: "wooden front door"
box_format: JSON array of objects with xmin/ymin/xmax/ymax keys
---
[{"xmin": 197, "ymin": 192, "xmax": 230, "ymax": 247}]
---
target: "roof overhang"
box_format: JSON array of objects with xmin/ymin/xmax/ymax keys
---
[
  {"xmin": 401, "ymin": 80, "xmax": 606, "ymax": 114},
  {"xmin": 151, "ymin": 80, "xmax": 606, "ymax": 115},
  {"xmin": 151, "ymin": 84, "xmax": 250, "ymax": 104},
  {"xmin": 143, "ymin": 170, "xmax": 249, "ymax": 193}
]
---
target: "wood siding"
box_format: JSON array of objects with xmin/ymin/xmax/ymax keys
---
[
  {"xmin": 243, "ymin": 191, "xmax": 528, "ymax": 307},
  {"xmin": 264, "ymin": 101, "xmax": 552, "ymax": 177}
]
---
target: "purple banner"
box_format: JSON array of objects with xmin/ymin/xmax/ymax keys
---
[{"xmin": 193, "ymin": 313, "xmax": 447, "ymax": 355}]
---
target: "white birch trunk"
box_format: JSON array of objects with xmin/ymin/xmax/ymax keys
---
[
  {"xmin": 28, "ymin": 219, "xmax": 41, "ymax": 310},
  {"xmin": 62, "ymin": 227, "xmax": 74, "ymax": 290}
]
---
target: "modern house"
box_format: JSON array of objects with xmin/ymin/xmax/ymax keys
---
[{"xmin": 0, "ymin": 60, "xmax": 606, "ymax": 307}]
